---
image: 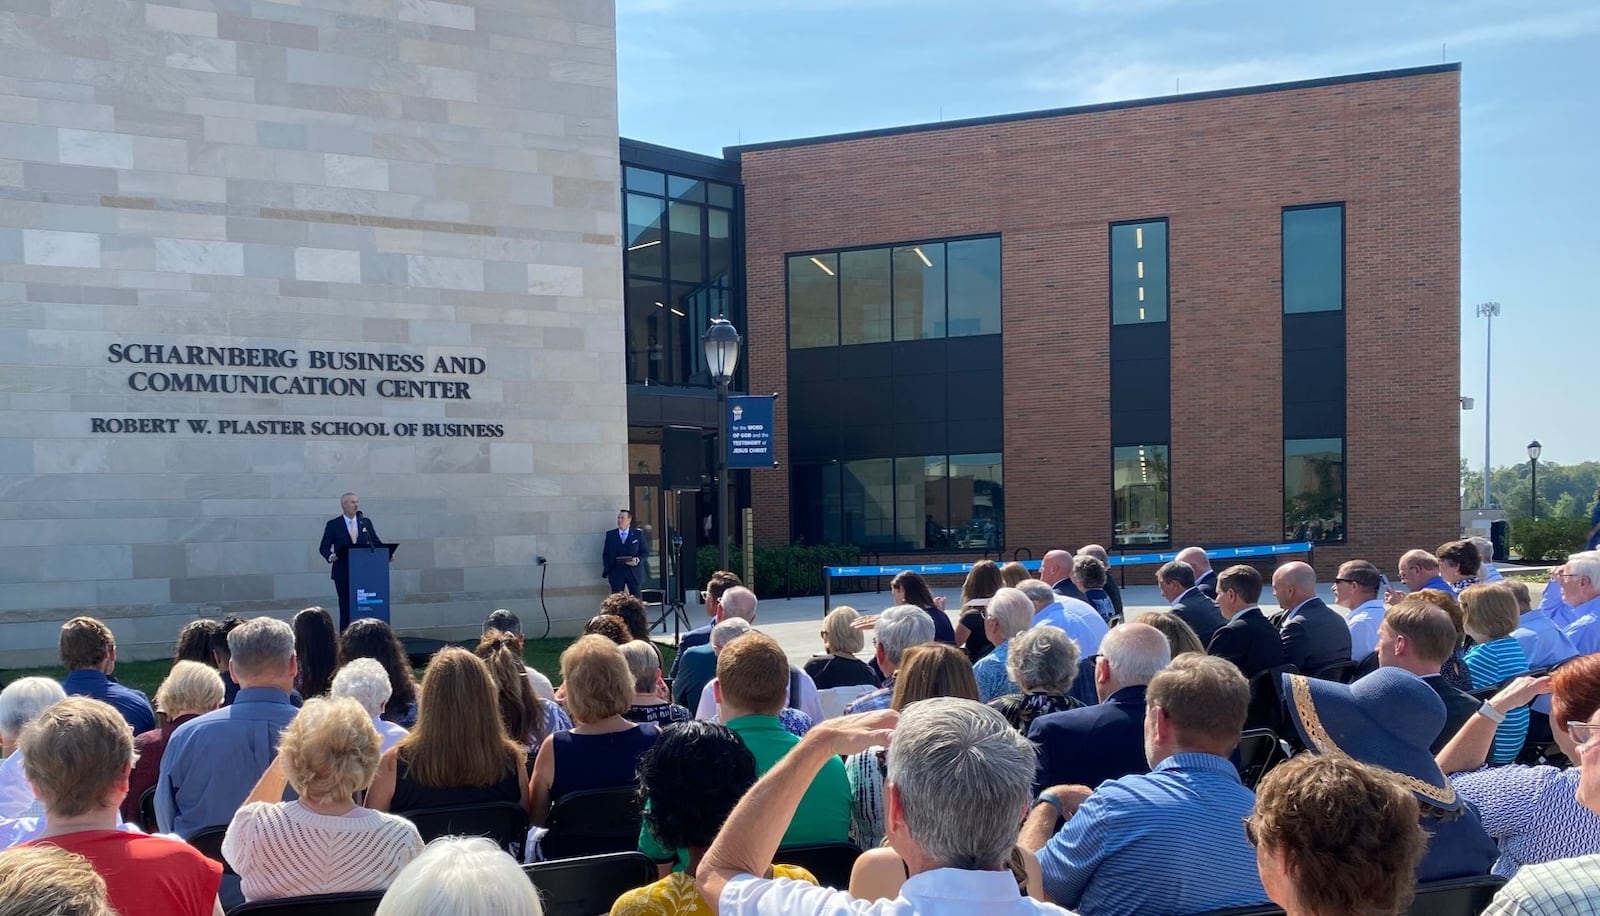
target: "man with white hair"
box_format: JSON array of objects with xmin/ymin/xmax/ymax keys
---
[
  {"xmin": 331, "ymin": 658, "xmax": 408, "ymax": 752},
  {"xmin": 700, "ymin": 700, "xmax": 1069, "ymax": 915},
  {"xmin": 157, "ymin": 615, "xmax": 299, "ymax": 837},
  {"xmin": 672, "ymin": 589, "xmax": 825, "ymax": 721},
  {"xmin": 973, "ymin": 588, "xmax": 1038, "ymax": 702},
  {"xmin": 1078, "ymin": 545, "xmax": 1123, "ymax": 617},
  {"xmin": 1018, "ymin": 580, "xmax": 1105, "ymax": 657},
  {"xmin": 1026, "ymin": 623, "xmax": 1170, "ymax": 795},
  {"xmin": 843, "ymin": 605, "xmax": 936, "ymax": 715},
  {"xmin": 1469, "ymin": 536, "xmax": 1503, "ymax": 582},
  {"xmin": 1553, "ymin": 551, "xmax": 1600, "ymax": 654},
  {"xmin": 0, "ymin": 677, "xmax": 67, "ymax": 819},
  {"xmin": 1175, "ymin": 546, "xmax": 1217, "ymax": 599}
]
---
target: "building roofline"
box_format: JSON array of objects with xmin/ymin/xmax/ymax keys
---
[{"xmin": 723, "ymin": 62, "xmax": 1460, "ymax": 158}]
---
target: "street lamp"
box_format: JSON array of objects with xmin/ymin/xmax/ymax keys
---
[
  {"xmin": 1527, "ymin": 440, "xmax": 1542, "ymax": 521},
  {"xmin": 703, "ymin": 316, "xmax": 742, "ymax": 570}
]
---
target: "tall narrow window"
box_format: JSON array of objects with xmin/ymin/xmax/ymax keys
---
[
  {"xmin": 1285, "ymin": 438, "xmax": 1345, "ymax": 542},
  {"xmin": 840, "ymin": 248, "xmax": 892, "ymax": 345},
  {"xmin": 946, "ymin": 237, "xmax": 1001, "ymax": 337},
  {"xmin": 892, "ymin": 243, "xmax": 945, "ymax": 340},
  {"xmin": 788, "ymin": 253, "xmax": 838, "ymax": 349},
  {"xmin": 1283, "ymin": 205, "xmax": 1344, "ymax": 313},
  {"xmin": 1112, "ymin": 445, "xmax": 1170, "ymax": 546},
  {"xmin": 1111, "ymin": 220, "xmax": 1168, "ymax": 324}
]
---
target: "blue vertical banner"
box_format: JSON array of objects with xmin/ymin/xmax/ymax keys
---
[{"xmin": 727, "ymin": 395, "xmax": 776, "ymax": 469}]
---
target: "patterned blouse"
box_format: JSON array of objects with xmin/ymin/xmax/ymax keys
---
[
  {"xmin": 624, "ymin": 702, "xmax": 694, "ymax": 726},
  {"xmin": 610, "ymin": 865, "xmax": 816, "ymax": 915},
  {"xmin": 988, "ymin": 693, "xmax": 1083, "ymax": 734},
  {"xmin": 1451, "ymin": 765, "xmax": 1600, "ymax": 877}
]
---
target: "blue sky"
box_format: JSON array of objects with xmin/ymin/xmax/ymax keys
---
[{"xmin": 615, "ymin": 0, "xmax": 1598, "ymax": 468}]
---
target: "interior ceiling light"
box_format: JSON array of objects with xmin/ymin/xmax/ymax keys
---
[
  {"xmin": 913, "ymin": 247, "xmax": 933, "ymax": 268},
  {"xmin": 628, "ymin": 239, "xmax": 661, "ymax": 251},
  {"xmin": 810, "ymin": 256, "xmax": 835, "ymax": 276}
]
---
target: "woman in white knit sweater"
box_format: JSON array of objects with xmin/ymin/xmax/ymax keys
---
[{"xmin": 222, "ymin": 696, "xmax": 424, "ymax": 903}]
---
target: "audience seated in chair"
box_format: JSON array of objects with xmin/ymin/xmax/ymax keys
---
[
  {"xmin": 1248, "ymin": 753, "xmax": 1427, "ymax": 916},
  {"xmin": 988, "ymin": 626, "xmax": 1083, "ymax": 734},
  {"xmin": 476, "ymin": 630, "xmax": 571, "ymax": 751},
  {"xmin": 1436, "ymin": 652, "xmax": 1600, "ymax": 877},
  {"xmin": 619, "ymin": 639, "xmax": 693, "ymax": 726},
  {"xmin": 1140, "ymin": 611, "xmax": 1207, "ymax": 658},
  {"xmin": 1021, "ymin": 655, "xmax": 1271, "ymax": 914},
  {"xmin": 123, "ymin": 662, "xmax": 223, "ymax": 827},
  {"xmin": 337, "ymin": 619, "xmax": 419, "ymax": 729},
  {"xmin": 846, "ymin": 643, "xmax": 979, "ymax": 850},
  {"xmin": 1460, "ymin": 584, "xmax": 1532, "ymax": 765},
  {"xmin": 366, "ymin": 647, "xmax": 529, "ymax": 815},
  {"xmin": 611, "ymin": 721, "xmax": 817, "ymax": 915},
  {"xmin": 529, "ymin": 636, "xmax": 660, "ymax": 832},
  {"xmin": 804, "ymin": 607, "xmax": 879, "ymax": 690},
  {"xmin": 157, "ymin": 616, "xmax": 301, "ymax": 838},
  {"xmin": 841, "ymin": 605, "xmax": 936, "ymax": 716},
  {"xmin": 291, "ymin": 607, "xmax": 339, "ymax": 701},
  {"xmin": 697, "ymin": 698, "xmax": 1064, "ymax": 914},
  {"xmin": 1481, "ymin": 704, "xmax": 1600, "ymax": 915},
  {"xmin": 0, "ymin": 844, "xmax": 116, "ymax": 916},
  {"xmin": 0, "ymin": 677, "xmax": 66, "ymax": 821},
  {"xmin": 643, "ymin": 632, "xmax": 850, "ymax": 871},
  {"xmin": 1376, "ymin": 599, "xmax": 1480, "ymax": 753},
  {"xmin": 58, "ymin": 617, "xmax": 157, "ymax": 735},
  {"xmin": 224, "ymin": 697, "xmax": 423, "ymax": 903},
  {"xmin": 331, "ymin": 658, "xmax": 409, "ymax": 754},
  {"xmin": 972, "ymin": 589, "xmax": 1037, "ymax": 703},
  {"xmin": 23, "ymin": 697, "xmax": 223, "ymax": 916},
  {"xmin": 375, "ymin": 836, "xmax": 543, "ymax": 916},
  {"xmin": 1281, "ymin": 666, "xmax": 1498, "ymax": 882}
]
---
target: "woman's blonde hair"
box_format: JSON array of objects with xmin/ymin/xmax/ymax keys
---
[
  {"xmin": 1140, "ymin": 611, "xmax": 1206, "ymax": 657},
  {"xmin": 822, "ymin": 606, "xmax": 864, "ymax": 655},
  {"xmin": 999, "ymin": 562, "xmax": 1029, "ymax": 588},
  {"xmin": 0, "ymin": 845, "xmax": 115, "ymax": 916},
  {"xmin": 560, "ymin": 635, "xmax": 635, "ymax": 724},
  {"xmin": 278, "ymin": 696, "xmax": 382, "ymax": 804},
  {"xmin": 1460, "ymin": 583, "xmax": 1521, "ymax": 642},
  {"xmin": 397, "ymin": 647, "xmax": 523, "ymax": 789},
  {"xmin": 154, "ymin": 660, "xmax": 224, "ymax": 718},
  {"xmin": 890, "ymin": 643, "xmax": 979, "ymax": 710}
]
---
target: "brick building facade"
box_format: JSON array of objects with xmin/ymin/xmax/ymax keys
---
[{"xmin": 728, "ymin": 64, "xmax": 1461, "ymax": 575}]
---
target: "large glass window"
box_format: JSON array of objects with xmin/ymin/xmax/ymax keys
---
[
  {"xmin": 1113, "ymin": 445, "xmax": 1170, "ymax": 546},
  {"xmin": 1111, "ymin": 220, "xmax": 1168, "ymax": 325},
  {"xmin": 788, "ymin": 235, "xmax": 998, "ymax": 347},
  {"xmin": 1283, "ymin": 205, "xmax": 1344, "ymax": 314},
  {"xmin": 842, "ymin": 458, "xmax": 895, "ymax": 549},
  {"xmin": 790, "ymin": 453, "xmax": 1003, "ymax": 551},
  {"xmin": 893, "ymin": 243, "xmax": 944, "ymax": 340},
  {"xmin": 948, "ymin": 453, "xmax": 1003, "ymax": 549},
  {"xmin": 840, "ymin": 248, "xmax": 892, "ymax": 345},
  {"xmin": 789, "ymin": 253, "xmax": 839, "ymax": 349},
  {"xmin": 946, "ymin": 238, "xmax": 1001, "ymax": 337},
  {"xmin": 1285, "ymin": 438, "xmax": 1345, "ymax": 542},
  {"xmin": 620, "ymin": 164, "xmax": 738, "ymax": 386}
]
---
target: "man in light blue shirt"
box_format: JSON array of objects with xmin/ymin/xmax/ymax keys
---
[
  {"xmin": 1021, "ymin": 655, "xmax": 1268, "ymax": 915},
  {"xmin": 972, "ymin": 589, "xmax": 1035, "ymax": 702},
  {"xmin": 1552, "ymin": 552, "xmax": 1600, "ymax": 656},
  {"xmin": 843, "ymin": 605, "xmax": 934, "ymax": 715},
  {"xmin": 1019, "ymin": 579, "xmax": 1105, "ymax": 658},
  {"xmin": 156, "ymin": 616, "xmax": 299, "ymax": 838},
  {"xmin": 1333, "ymin": 561, "xmax": 1387, "ymax": 660}
]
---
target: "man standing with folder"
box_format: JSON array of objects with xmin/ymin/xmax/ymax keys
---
[
  {"xmin": 319, "ymin": 491, "xmax": 382, "ymax": 630},
  {"xmin": 602, "ymin": 508, "xmax": 647, "ymax": 597}
]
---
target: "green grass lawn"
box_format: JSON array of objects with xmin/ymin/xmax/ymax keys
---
[{"xmin": 0, "ymin": 638, "xmax": 674, "ymax": 698}]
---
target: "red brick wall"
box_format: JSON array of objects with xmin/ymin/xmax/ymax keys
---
[{"xmin": 739, "ymin": 69, "xmax": 1460, "ymax": 575}]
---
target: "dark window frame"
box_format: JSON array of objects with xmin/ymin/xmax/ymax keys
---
[
  {"xmin": 1283, "ymin": 436, "xmax": 1347, "ymax": 544},
  {"xmin": 1108, "ymin": 217, "xmax": 1171, "ymax": 326},
  {"xmin": 1280, "ymin": 202, "xmax": 1346, "ymax": 315}
]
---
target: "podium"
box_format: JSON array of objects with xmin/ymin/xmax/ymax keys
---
[{"xmin": 347, "ymin": 544, "xmax": 399, "ymax": 624}]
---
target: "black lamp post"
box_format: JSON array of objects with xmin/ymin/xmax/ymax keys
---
[
  {"xmin": 1527, "ymin": 440, "xmax": 1542, "ymax": 521},
  {"xmin": 703, "ymin": 316, "xmax": 742, "ymax": 570}
]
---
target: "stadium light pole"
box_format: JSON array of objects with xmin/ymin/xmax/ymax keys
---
[{"xmin": 1476, "ymin": 302, "xmax": 1501, "ymax": 508}]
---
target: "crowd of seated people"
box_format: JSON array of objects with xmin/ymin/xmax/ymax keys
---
[{"xmin": 11, "ymin": 540, "xmax": 1600, "ymax": 915}]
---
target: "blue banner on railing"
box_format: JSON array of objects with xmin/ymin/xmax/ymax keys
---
[
  {"xmin": 823, "ymin": 542, "xmax": 1314, "ymax": 579},
  {"xmin": 727, "ymin": 395, "xmax": 776, "ymax": 469}
]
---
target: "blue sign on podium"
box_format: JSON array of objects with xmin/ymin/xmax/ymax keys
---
[
  {"xmin": 347, "ymin": 544, "xmax": 397, "ymax": 623},
  {"xmin": 728, "ymin": 395, "xmax": 775, "ymax": 469}
]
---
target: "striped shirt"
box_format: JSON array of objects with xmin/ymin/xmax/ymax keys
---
[
  {"xmin": 1464, "ymin": 638, "xmax": 1531, "ymax": 765},
  {"xmin": 1037, "ymin": 752, "xmax": 1268, "ymax": 915},
  {"xmin": 1483, "ymin": 853, "xmax": 1600, "ymax": 916},
  {"xmin": 1452, "ymin": 764, "xmax": 1600, "ymax": 877}
]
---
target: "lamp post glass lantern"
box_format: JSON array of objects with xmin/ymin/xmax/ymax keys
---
[
  {"xmin": 1528, "ymin": 440, "xmax": 1542, "ymax": 521},
  {"xmin": 703, "ymin": 317, "xmax": 742, "ymax": 570}
]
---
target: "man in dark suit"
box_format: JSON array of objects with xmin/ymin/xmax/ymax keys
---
[
  {"xmin": 318, "ymin": 491, "xmax": 382, "ymax": 630},
  {"xmin": 1269, "ymin": 561, "xmax": 1352, "ymax": 677},
  {"xmin": 1375, "ymin": 598, "xmax": 1479, "ymax": 752},
  {"xmin": 1178, "ymin": 546, "xmax": 1218, "ymax": 599},
  {"xmin": 668, "ymin": 569, "xmax": 744, "ymax": 678},
  {"xmin": 1207, "ymin": 564, "xmax": 1287, "ymax": 679},
  {"xmin": 601, "ymin": 508, "xmax": 647, "ymax": 597},
  {"xmin": 1041, "ymin": 548, "xmax": 1090, "ymax": 603},
  {"xmin": 1026, "ymin": 622, "xmax": 1172, "ymax": 795},
  {"xmin": 1157, "ymin": 560, "xmax": 1226, "ymax": 646}
]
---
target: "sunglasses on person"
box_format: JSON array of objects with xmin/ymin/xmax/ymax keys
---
[{"xmin": 1242, "ymin": 816, "xmax": 1261, "ymax": 847}]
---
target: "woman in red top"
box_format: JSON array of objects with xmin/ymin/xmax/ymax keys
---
[
  {"xmin": 120, "ymin": 661, "xmax": 224, "ymax": 828},
  {"xmin": 22, "ymin": 697, "xmax": 223, "ymax": 916}
]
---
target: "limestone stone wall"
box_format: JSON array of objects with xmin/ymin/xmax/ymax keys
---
[{"xmin": 0, "ymin": 0, "xmax": 626, "ymax": 664}]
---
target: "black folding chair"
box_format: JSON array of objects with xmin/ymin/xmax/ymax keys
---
[
  {"xmin": 398, "ymin": 801, "xmax": 529, "ymax": 860},
  {"xmin": 1405, "ymin": 874, "xmax": 1507, "ymax": 916},
  {"xmin": 523, "ymin": 852, "xmax": 657, "ymax": 916},
  {"xmin": 186, "ymin": 824, "xmax": 234, "ymax": 873},
  {"xmin": 1235, "ymin": 728, "xmax": 1288, "ymax": 790},
  {"xmin": 227, "ymin": 890, "xmax": 385, "ymax": 915},
  {"xmin": 1192, "ymin": 906, "xmax": 1283, "ymax": 916},
  {"xmin": 541, "ymin": 787, "xmax": 643, "ymax": 860},
  {"xmin": 1309, "ymin": 658, "xmax": 1360, "ymax": 684},
  {"xmin": 774, "ymin": 843, "xmax": 861, "ymax": 890},
  {"xmin": 138, "ymin": 786, "xmax": 159, "ymax": 833}
]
